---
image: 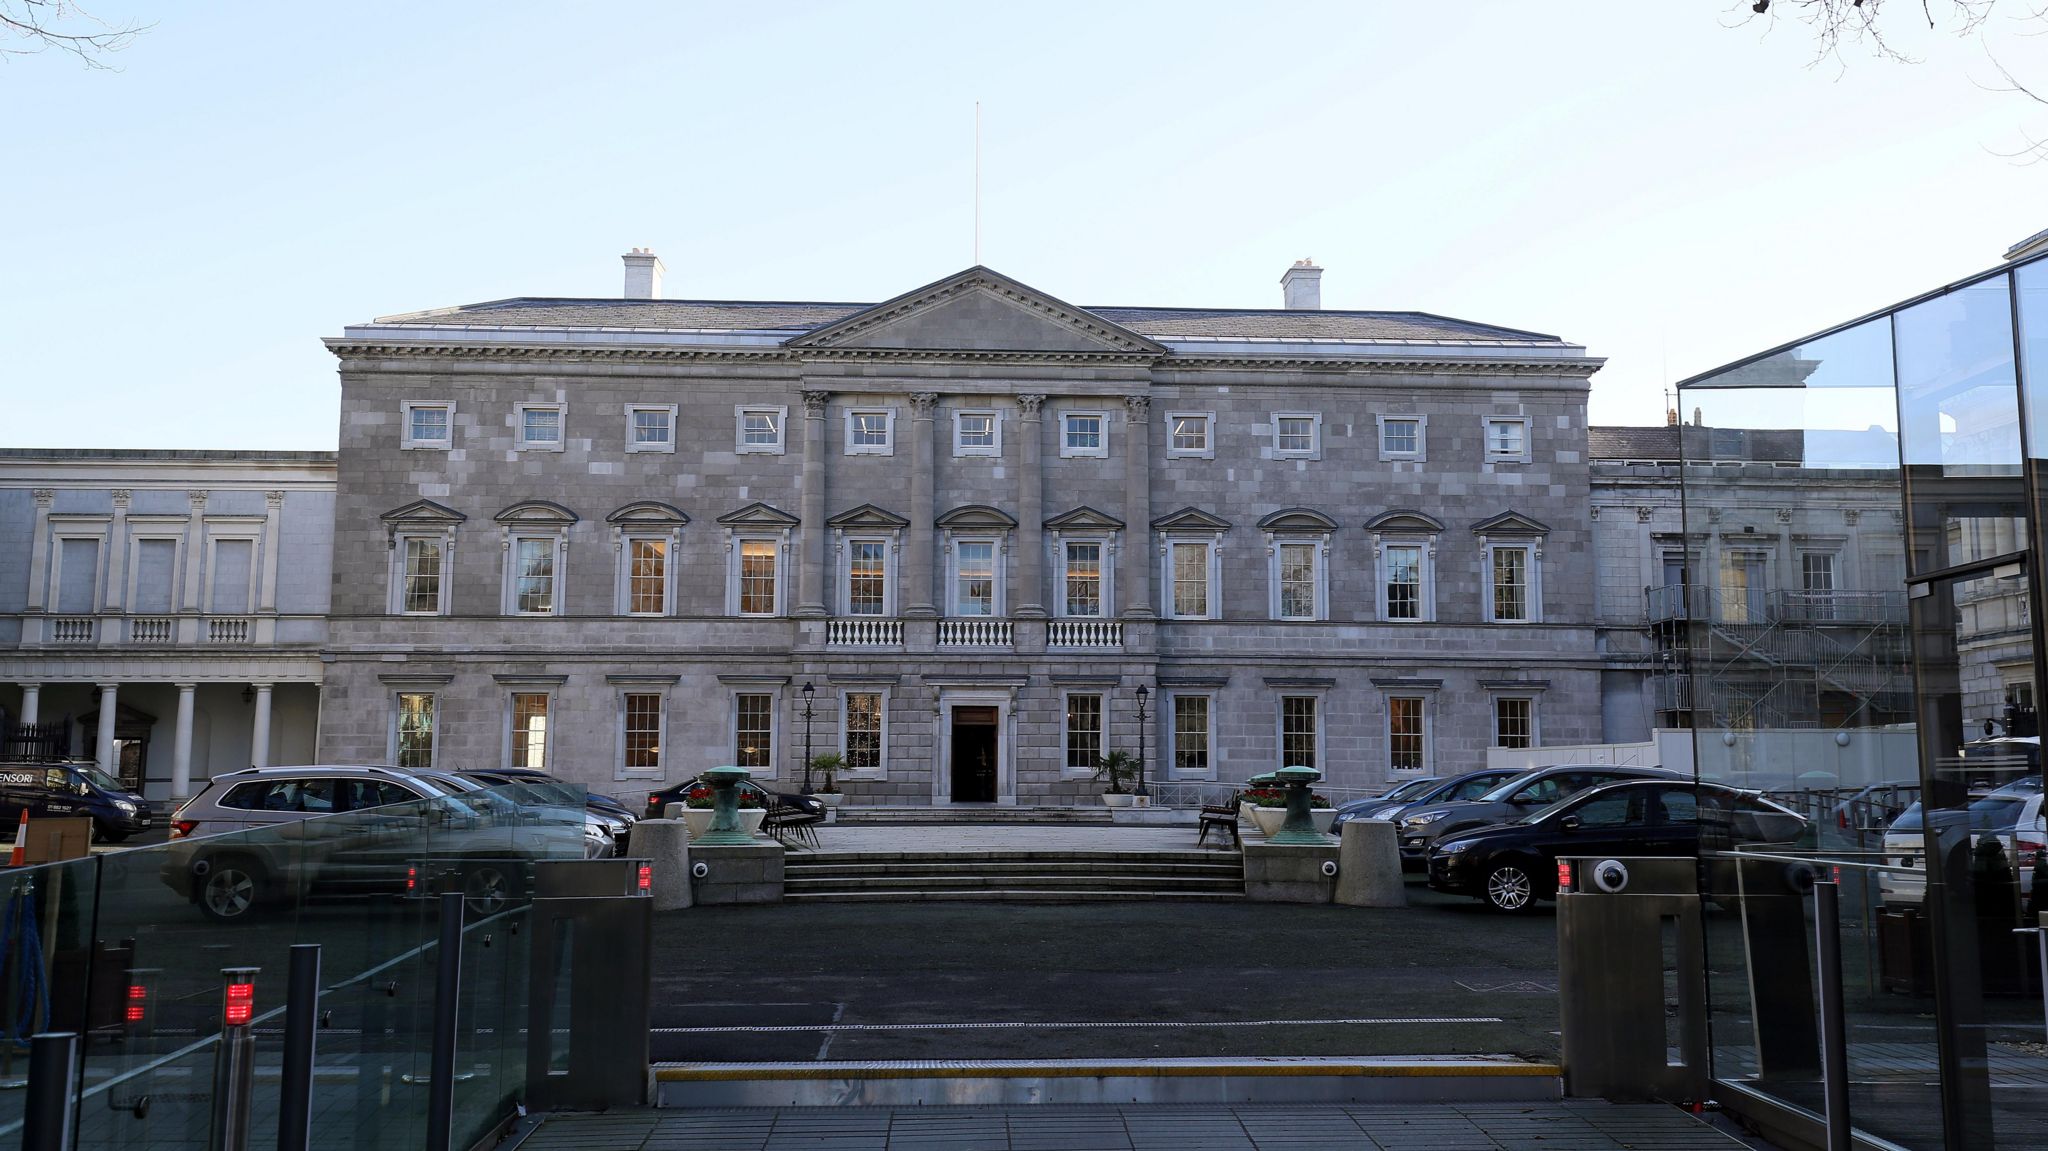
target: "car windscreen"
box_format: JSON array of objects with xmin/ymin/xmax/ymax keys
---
[
  {"xmin": 1378, "ymin": 778, "xmax": 1438, "ymax": 804},
  {"xmin": 1893, "ymin": 798, "xmax": 2027, "ymax": 834},
  {"xmin": 72, "ymin": 766, "xmax": 128, "ymax": 793}
]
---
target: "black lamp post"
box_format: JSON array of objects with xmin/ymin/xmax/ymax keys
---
[
  {"xmin": 1134, "ymin": 684, "xmax": 1151, "ymax": 799},
  {"xmin": 800, "ymin": 681, "xmax": 817, "ymax": 794}
]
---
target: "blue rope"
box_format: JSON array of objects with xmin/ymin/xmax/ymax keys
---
[{"xmin": 0, "ymin": 886, "xmax": 47, "ymax": 1047}]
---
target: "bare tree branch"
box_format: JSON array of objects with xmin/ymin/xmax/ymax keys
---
[{"xmin": 0, "ymin": 0, "xmax": 147, "ymax": 70}]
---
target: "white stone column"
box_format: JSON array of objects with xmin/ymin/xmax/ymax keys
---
[
  {"xmin": 259, "ymin": 490, "xmax": 284, "ymax": 612},
  {"xmin": 105, "ymin": 490, "xmax": 131, "ymax": 611},
  {"xmin": 796, "ymin": 390, "xmax": 830, "ymax": 618},
  {"xmin": 181, "ymin": 491, "xmax": 208, "ymax": 612},
  {"xmin": 18, "ymin": 685, "xmax": 40, "ymax": 727},
  {"xmin": 1121, "ymin": 396, "xmax": 1155, "ymax": 617},
  {"xmin": 250, "ymin": 683, "xmax": 274, "ymax": 769},
  {"xmin": 24, "ymin": 490, "xmax": 53, "ymax": 613},
  {"xmin": 95, "ymin": 683, "xmax": 119, "ymax": 777},
  {"xmin": 1014, "ymin": 395, "xmax": 1047, "ymax": 618},
  {"xmin": 172, "ymin": 683, "xmax": 196, "ymax": 800},
  {"xmin": 905, "ymin": 393, "xmax": 939, "ymax": 618}
]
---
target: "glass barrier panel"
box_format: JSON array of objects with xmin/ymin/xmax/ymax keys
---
[{"xmin": 0, "ymin": 856, "xmax": 102, "ymax": 1144}]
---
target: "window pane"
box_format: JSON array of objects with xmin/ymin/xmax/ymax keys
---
[
  {"xmin": 1065, "ymin": 694, "xmax": 1102, "ymax": 770},
  {"xmin": 848, "ymin": 540, "xmax": 887, "ymax": 614},
  {"xmin": 403, "ymin": 538, "xmax": 442, "ymax": 613},
  {"xmin": 1277, "ymin": 417, "xmax": 1314, "ymax": 452},
  {"xmin": 1281, "ymin": 696, "xmax": 1317, "ymax": 768},
  {"xmin": 1172, "ymin": 542, "xmax": 1208, "ymax": 617},
  {"xmin": 1389, "ymin": 697, "xmax": 1424, "ymax": 771},
  {"xmin": 410, "ymin": 406, "xmax": 448, "ymax": 443},
  {"xmin": 1487, "ymin": 420, "xmax": 1524, "ymax": 455},
  {"xmin": 511, "ymin": 692, "xmax": 549, "ymax": 769},
  {"xmin": 1494, "ymin": 698, "xmax": 1532, "ymax": 749},
  {"xmin": 1174, "ymin": 696, "xmax": 1210, "ymax": 775},
  {"xmin": 523, "ymin": 407, "xmax": 560, "ymax": 444},
  {"xmin": 844, "ymin": 692, "xmax": 882, "ymax": 769},
  {"xmin": 740, "ymin": 540, "xmax": 777, "ymax": 614},
  {"xmin": 1383, "ymin": 419, "xmax": 1417, "ymax": 454},
  {"xmin": 397, "ymin": 692, "xmax": 434, "ymax": 769},
  {"xmin": 515, "ymin": 538, "xmax": 555, "ymax": 614},
  {"xmin": 1065, "ymin": 415, "xmax": 1102, "ymax": 450},
  {"xmin": 956, "ymin": 542, "xmax": 994, "ymax": 615},
  {"xmin": 1492, "ymin": 547, "xmax": 1528, "ymax": 620},
  {"xmin": 631, "ymin": 409, "xmax": 671, "ymax": 444},
  {"xmin": 624, "ymin": 693, "xmax": 662, "ymax": 770},
  {"xmin": 629, "ymin": 538, "xmax": 666, "ymax": 614},
  {"xmin": 1279, "ymin": 542, "xmax": 1316, "ymax": 619},
  {"xmin": 56, "ymin": 538, "xmax": 99, "ymax": 614},
  {"xmin": 959, "ymin": 414, "xmax": 994, "ymax": 447},
  {"xmin": 735, "ymin": 693, "xmax": 773, "ymax": 768},
  {"xmin": 743, "ymin": 410, "xmax": 781, "ymax": 445},
  {"xmin": 1385, "ymin": 545, "xmax": 1421, "ymax": 620},
  {"xmin": 1172, "ymin": 416, "xmax": 1208, "ymax": 451},
  {"xmin": 852, "ymin": 412, "xmax": 889, "ymax": 446},
  {"xmin": 1064, "ymin": 542, "xmax": 1102, "ymax": 617}
]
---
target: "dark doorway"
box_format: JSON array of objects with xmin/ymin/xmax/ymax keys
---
[{"xmin": 950, "ymin": 706, "xmax": 998, "ymax": 803}]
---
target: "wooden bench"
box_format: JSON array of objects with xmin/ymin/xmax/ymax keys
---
[
  {"xmin": 762, "ymin": 800, "xmax": 823, "ymax": 850},
  {"xmin": 1196, "ymin": 790, "xmax": 1241, "ymax": 849}
]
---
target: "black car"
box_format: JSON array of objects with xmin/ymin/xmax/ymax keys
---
[
  {"xmin": 644, "ymin": 775, "xmax": 826, "ymax": 820},
  {"xmin": 463, "ymin": 768, "xmax": 640, "ymax": 827},
  {"xmin": 1426, "ymin": 779, "xmax": 1808, "ymax": 913},
  {"xmin": 0, "ymin": 760, "xmax": 153, "ymax": 842},
  {"xmin": 1331, "ymin": 769, "xmax": 1523, "ymax": 830}
]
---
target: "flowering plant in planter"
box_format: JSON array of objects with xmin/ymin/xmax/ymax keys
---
[
  {"xmin": 683, "ymin": 783, "xmax": 765, "ymax": 810},
  {"xmin": 1244, "ymin": 787, "xmax": 1332, "ymax": 809}
]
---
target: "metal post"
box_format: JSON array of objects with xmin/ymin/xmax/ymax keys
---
[
  {"xmin": 22, "ymin": 1031, "xmax": 78, "ymax": 1151},
  {"xmin": 801, "ymin": 681, "xmax": 816, "ymax": 795},
  {"xmin": 1814, "ymin": 882, "xmax": 1852, "ymax": 1151},
  {"xmin": 1134, "ymin": 684, "xmax": 1150, "ymax": 798},
  {"xmin": 211, "ymin": 968, "xmax": 259, "ymax": 1151},
  {"xmin": 425, "ymin": 892, "xmax": 464, "ymax": 1151},
  {"xmin": 277, "ymin": 945, "xmax": 321, "ymax": 1151}
]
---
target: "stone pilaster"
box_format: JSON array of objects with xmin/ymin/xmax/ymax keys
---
[
  {"xmin": 1121, "ymin": 395, "xmax": 1155, "ymax": 618},
  {"xmin": 1014, "ymin": 394, "xmax": 1047, "ymax": 619},
  {"xmin": 104, "ymin": 489, "xmax": 130, "ymax": 612},
  {"xmin": 905, "ymin": 392, "xmax": 939, "ymax": 618},
  {"xmin": 796, "ymin": 389, "xmax": 830, "ymax": 618},
  {"xmin": 259, "ymin": 490, "xmax": 285, "ymax": 612},
  {"xmin": 24, "ymin": 490, "xmax": 52, "ymax": 612}
]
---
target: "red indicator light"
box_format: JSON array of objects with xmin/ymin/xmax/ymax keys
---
[
  {"xmin": 406, "ymin": 866, "xmax": 417, "ymax": 893},
  {"xmin": 223, "ymin": 981, "xmax": 255, "ymax": 1026},
  {"xmin": 125, "ymin": 1005, "xmax": 147, "ymax": 1023},
  {"xmin": 648, "ymin": 795, "xmax": 661, "ymax": 807},
  {"xmin": 125, "ymin": 984, "xmax": 147, "ymax": 1024},
  {"xmin": 637, "ymin": 864, "xmax": 652, "ymax": 892},
  {"xmin": 1557, "ymin": 860, "xmax": 1573, "ymax": 891},
  {"xmin": 127, "ymin": 984, "xmax": 147, "ymax": 1000}
]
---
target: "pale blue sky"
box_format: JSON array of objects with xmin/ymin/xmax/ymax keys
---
[{"xmin": 5, "ymin": 1, "xmax": 2044, "ymax": 448}]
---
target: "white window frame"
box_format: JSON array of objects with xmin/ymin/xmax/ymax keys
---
[
  {"xmin": 735, "ymin": 405, "xmax": 788, "ymax": 455},
  {"xmin": 1483, "ymin": 539, "xmax": 1543, "ymax": 624},
  {"xmin": 389, "ymin": 531, "xmax": 454, "ymax": 616},
  {"xmin": 1061, "ymin": 690, "xmax": 1106, "ymax": 779},
  {"xmin": 124, "ymin": 531, "xmax": 185, "ymax": 615},
  {"xmin": 840, "ymin": 535, "xmax": 897, "ymax": 616},
  {"xmin": 843, "ymin": 407, "xmax": 896, "ymax": 456},
  {"xmin": 1166, "ymin": 691, "xmax": 1216, "ymax": 781},
  {"xmin": 1164, "ymin": 410, "xmax": 1216, "ymax": 460},
  {"xmin": 1058, "ymin": 410, "xmax": 1109, "ymax": 459},
  {"xmin": 946, "ymin": 536, "xmax": 1006, "ymax": 617},
  {"xmin": 615, "ymin": 686, "xmax": 669, "ymax": 781},
  {"xmin": 1385, "ymin": 694, "xmax": 1432, "ymax": 775},
  {"xmin": 504, "ymin": 688, "xmax": 555, "ymax": 771},
  {"xmin": 952, "ymin": 409, "xmax": 1003, "ymax": 457},
  {"xmin": 49, "ymin": 529, "xmax": 108, "ymax": 616},
  {"xmin": 514, "ymin": 402, "xmax": 566, "ymax": 452},
  {"xmin": 1053, "ymin": 536, "xmax": 1115, "ymax": 619},
  {"xmin": 728, "ymin": 534, "xmax": 787, "ymax": 617},
  {"xmin": 501, "ymin": 532, "xmax": 567, "ymax": 616},
  {"xmin": 729, "ymin": 687, "xmax": 782, "ymax": 777},
  {"xmin": 625, "ymin": 404, "xmax": 677, "ymax": 454},
  {"xmin": 1483, "ymin": 416, "xmax": 1533, "ymax": 464},
  {"xmin": 1276, "ymin": 692, "xmax": 1325, "ymax": 770},
  {"xmin": 389, "ymin": 690, "xmax": 440, "ymax": 770},
  {"xmin": 839, "ymin": 688, "xmax": 890, "ymax": 777},
  {"xmin": 1160, "ymin": 537, "xmax": 1222, "ymax": 621},
  {"xmin": 1266, "ymin": 535, "xmax": 1329, "ymax": 622},
  {"xmin": 1374, "ymin": 536, "xmax": 1437, "ymax": 623},
  {"xmin": 618, "ymin": 532, "xmax": 679, "ymax": 617},
  {"xmin": 1491, "ymin": 695, "xmax": 1539, "ymax": 750},
  {"xmin": 401, "ymin": 402, "xmax": 455, "ymax": 450},
  {"xmin": 1376, "ymin": 414, "xmax": 1427, "ymax": 462},
  {"xmin": 1270, "ymin": 411, "xmax": 1323, "ymax": 460},
  {"xmin": 202, "ymin": 526, "xmax": 263, "ymax": 615}
]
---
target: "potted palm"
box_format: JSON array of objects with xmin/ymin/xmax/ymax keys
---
[
  {"xmin": 1096, "ymin": 750, "xmax": 1140, "ymax": 808},
  {"xmin": 810, "ymin": 753, "xmax": 845, "ymax": 807}
]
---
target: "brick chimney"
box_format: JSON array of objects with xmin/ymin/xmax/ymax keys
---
[
  {"xmin": 622, "ymin": 248, "xmax": 665, "ymax": 300},
  {"xmin": 1281, "ymin": 258, "xmax": 1322, "ymax": 310}
]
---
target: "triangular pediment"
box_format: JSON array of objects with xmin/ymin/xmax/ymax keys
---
[
  {"xmin": 787, "ymin": 267, "xmax": 1168, "ymax": 356},
  {"xmin": 828, "ymin": 503, "xmax": 910, "ymax": 530},
  {"xmin": 1472, "ymin": 510, "xmax": 1551, "ymax": 536},
  {"xmin": 935, "ymin": 504, "xmax": 1018, "ymax": 531},
  {"xmin": 1043, "ymin": 505, "xmax": 1125, "ymax": 532},
  {"xmin": 606, "ymin": 500, "xmax": 689, "ymax": 527},
  {"xmin": 1365, "ymin": 510, "xmax": 1446, "ymax": 534},
  {"xmin": 1151, "ymin": 506, "xmax": 1232, "ymax": 533},
  {"xmin": 381, "ymin": 499, "xmax": 466, "ymax": 525},
  {"xmin": 716, "ymin": 501, "xmax": 801, "ymax": 528},
  {"xmin": 494, "ymin": 499, "xmax": 579, "ymax": 525},
  {"xmin": 1257, "ymin": 507, "xmax": 1338, "ymax": 534}
]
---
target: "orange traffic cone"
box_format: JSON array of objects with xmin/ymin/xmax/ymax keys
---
[{"xmin": 8, "ymin": 810, "xmax": 26, "ymax": 867}]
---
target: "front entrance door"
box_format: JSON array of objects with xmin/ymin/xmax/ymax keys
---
[{"xmin": 950, "ymin": 706, "xmax": 998, "ymax": 803}]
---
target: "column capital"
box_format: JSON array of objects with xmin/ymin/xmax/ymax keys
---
[
  {"xmin": 1123, "ymin": 395, "xmax": 1151, "ymax": 423},
  {"xmin": 96, "ymin": 681, "xmax": 121, "ymax": 690},
  {"xmin": 1016, "ymin": 394, "xmax": 1047, "ymax": 419},
  {"xmin": 250, "ymin": 682, "xmax": 275, "ymax": 691},
  {"xmin": 266, "ymin": 490, "xmax": 286, "ymax": 507},
  {"xmin": 909, "ymin": 393, "xmax": 939, "ymax": 418},
  {"xmin": 188, "ymin": 490, "xmax": 210, "ymax": 507},
  {"xmin": 31, "ymin": 488, "xmax": 53, "ymax": 506},
  {"xmin": 801, "ymin": 389, "xmax": 831, "ymax": 417},
  {"xmin": 174, "ymin": 682, "xmax": 199, "ymax": 691},
  {"xmin": 110, "ymin": 489, "xmax": 132, "ymax": 507}
]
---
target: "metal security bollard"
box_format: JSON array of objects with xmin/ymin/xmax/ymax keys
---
[
  {"xmin": 22, "ymin": 1031, "xmax": 79, "ymax": 1151},
  {"xmin": 425, "ymin": 891, "xmax": 465, "ymax": 1151},
  {"xmin": 277, "ymin": 945, "xmax": 322, "ymax": 1151},
  {"xmin": 210, "ymin": 968, "xmax": 259, "ymax": 1151}
]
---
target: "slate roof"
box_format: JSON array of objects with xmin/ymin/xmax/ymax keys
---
[
  {"xmin": 1587, "ymin": 426, "xmax": 1680, "ymax": 461},
  {"xmin": 368, "ymin": 297, "xmax": 1561, "ymax": 344}
]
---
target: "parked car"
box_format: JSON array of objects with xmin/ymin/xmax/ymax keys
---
[
  {"xmin": 409, "ymin": 769, "xmax": 619, "ymax": 858},
  {"xmin": 1879, "ymin": 778, "xmax": 2045, "ymax": 908},
  {"xmin": 464, "ymin": 767, "xmax": 641, "ymax": 826},
  {"xmin": 1332, "ymin": 769, "xmax": 1523, "ymax": 830},
  {"xmin": 643, "ymin": 775, "xmax": 827, "ymax": 821},
  {"xmin": 1395, "ymin": 764, "xmax": 1677, "ymax": 870},
  {"xmin": 457, "ymin": 770, "xmax": 634, "ymax": 849},
  {"xmin": 0, "ymin": 760, "xmax": 153, "ymax": 842},
  {"xmin": 1427, "ymin": 779, "xmax": 1808, "ymax": 912}
]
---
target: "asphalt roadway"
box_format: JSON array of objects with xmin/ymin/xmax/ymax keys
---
[{"xmin": 650, "ymin": 885, "xmax": 1563, "ymax": 1064}]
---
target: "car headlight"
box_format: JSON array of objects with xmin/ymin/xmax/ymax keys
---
[
  {"xmin": 1402, "ymin": 811, "xmax": 1448, "ymax": 828},
  {"xmin": 1435, "ymin": 839, "xmax": 1479, "ymax": 856},
  {"xmin": 114, "ymin": 800, "xmax": 137, "ymax": 813}
]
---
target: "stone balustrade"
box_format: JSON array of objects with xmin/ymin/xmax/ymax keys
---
[
  {"xmin": 827, "ymin": 618, "xmax": 904, "ymax": 646},
  {"xmin": 937, "ymin": 618, "xmax": 1013, "ymax": 648},
  {"xmin": 1047, "ymin": 619, "xmax": 1123, "ymax": 648}
]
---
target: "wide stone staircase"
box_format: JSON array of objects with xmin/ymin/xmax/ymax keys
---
[{"xmin": 783, "ymin": 848, "xmax": 1246, "ymax": 902}]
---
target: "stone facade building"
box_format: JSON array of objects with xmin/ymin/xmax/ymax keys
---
[{"xmin": 314, "ymin": 259, "xmax": 1607, "ymax": 802}]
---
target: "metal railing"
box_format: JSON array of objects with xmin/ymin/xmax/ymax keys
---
[
  {"xmin": 1645, "ymin": 585, "xmax": 1907, "ymax": 627},
  {"xmin": 937, "ymin": 618, "xmax": 1012, "ymax": 647},
  {"xmin": 827, "ymin": 618, "xmax": 903, "ymax": 646},
  {"xmin": 1048, "ymin": 619, "xmax": 1122, "ymax": 648}
]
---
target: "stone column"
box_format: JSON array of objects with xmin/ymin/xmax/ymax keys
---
[
  {"xmin": 1014, "ymin": 395, "xmax": 1048, "ymax": 619},
  {"xmin": 905, "ymin": 393, "xmax": 939, "ymax": 617},
  {"xmin": 104, "ymin": 490, "xmax": 131, "ymax": 611},
  {"xmin": 797, "ymin": 390, "xmax": 830, "ymax": 618},
  {"xmin": 24, "ymin": 490, "xmax": 52, "ymax": 612},
  {"xmin": 172, "ymin": 683, "xmax": 196, "ymax": 800},
  {"xmin": 250, "ymin": 683, "xmax": 274, "ymax": 769},
  {"xmin": 1121, "ymin": 395, "xmax": 1155, "ymax": 618},
  {"xmin": 95, "ymin": 683, "xmax": 119, "ymax": 777},
  {"xmin": 259, "ymin": 490, "xmax": 284, "ymax": 612},
  {"xmin": 18, "ymin": 685, "xmax": 40, "ymax": 726},
  {"xmin": 181, "ymin": 491, "xmax": 208, "ymax": 612}
]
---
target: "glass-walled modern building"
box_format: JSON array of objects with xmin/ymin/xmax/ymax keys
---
[{"xmin": 1678, "ymin": 253, "xmax": 2048, "ymax": 1149}]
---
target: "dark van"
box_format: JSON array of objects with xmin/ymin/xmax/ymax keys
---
[{"xmin": 0, "ymin": 761, "xmax": 153, "ymax": 842}]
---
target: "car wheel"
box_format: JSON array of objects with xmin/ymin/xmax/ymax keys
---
[
  {"xmin": 197, "ymin": 856, "xmax": 265, "ymax": 922},
  {"xmin": 462, "ymin": 863, "xmax": 515, "ymax": 916},
  {"xmin": 1483, "ymin": 861, "xmax": 1539, "ymax": 913},
  {"xmin": 91, "ymin": 821, "xmax": 129, "ymax": 844}
]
